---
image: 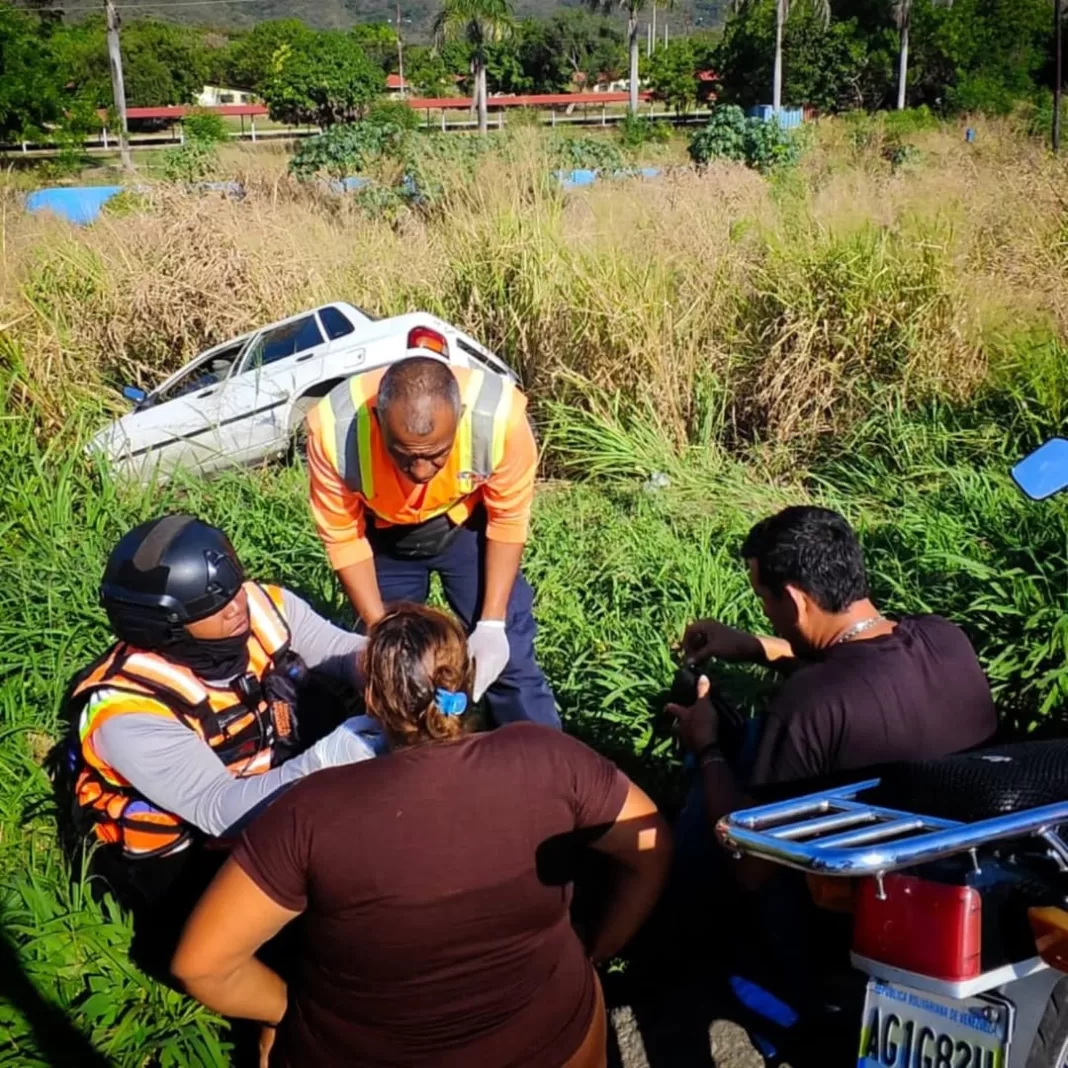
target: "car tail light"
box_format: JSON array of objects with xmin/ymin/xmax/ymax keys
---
[
  {"xmin": 806, "ymin": 874, "xmax": 857, "ymax": 913},
  {"xmin": 407, "ymin": 326, "xmax": 448, "ymax": 357},
  {"xmin": 1029, "ymin": 906, "xmax": 1068, "ymax": 971},
  {"xmin": 852, "ymin": 873, "xmax": 981, "ymax": 981}
]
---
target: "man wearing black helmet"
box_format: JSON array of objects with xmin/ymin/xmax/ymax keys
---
[{"xmin": 63, "ymin": 514, "xmax": 380, "ymax": 969}]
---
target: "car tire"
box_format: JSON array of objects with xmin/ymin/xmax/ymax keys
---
[{"xmin": 1025, "ymin": 975, "xmax": 1068, "ymax": 1068}]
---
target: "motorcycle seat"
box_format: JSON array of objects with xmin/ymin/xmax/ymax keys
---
[{"xmin": 871, "ymin": 739, "xmax": 1068, "ymax": 823}]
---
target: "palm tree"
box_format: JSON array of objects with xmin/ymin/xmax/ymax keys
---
[
  {"xmin": 588, "ymin": 0, "xmax": 648, "ymax": 114},
  {"xmin": 434, "ymin": 0, "xmax": 512, "ymax": 134},
  {"xmin": 772, "ymin": 0, "xmax": 829, "ymax": 111},
  {"xmin": 893, "ymin": 0, "xmax": 910, "ymax": 109}
]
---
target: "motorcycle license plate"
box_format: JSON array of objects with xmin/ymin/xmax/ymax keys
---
[{"xmin": 857, "ymin": 980, "xmax": 1010, "ymax": 1068}]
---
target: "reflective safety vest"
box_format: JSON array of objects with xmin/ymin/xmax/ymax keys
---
[
  {"xmin": 315, "ymin": 365, "xmax": 516, "ymax": 511},
  {"xmin": 70, "ymin": 582, "xmax": 293, "ymax": 860}
]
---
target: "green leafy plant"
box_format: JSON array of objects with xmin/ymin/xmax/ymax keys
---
[
  {"xmin": 553, "ymin": 134, "xmax": 625, "ymax": 172},
  {"xmin": 182, "ymin": 108, "xmax": 229, "ymax": 144},
  {"xmin": 617, "ymin": 112, "xmax": 672, "ymax": 148},
  {"xmin": 687, "ymin": 104, "xmax": 749, "ymax": 164},
  {"xmin": 289, "ymin": 115, "xmax": 413, "ymax": 180},
  {"xmin": 742, "ymin": 115, "xmax": 800, "ymax": 171},
  {"xmin": 687, "ymin": 105, "xmax": 798, "ymax": 172},
  {"xmin": 161, "ymin": 140, "xmax": 219, "ymax": 183}
]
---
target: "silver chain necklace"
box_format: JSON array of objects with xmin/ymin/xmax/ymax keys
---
[{"xmin": 834, "ymin": 615, "xmax": 887, "ymax": 645}]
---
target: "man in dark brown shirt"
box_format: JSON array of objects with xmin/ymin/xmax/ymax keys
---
[
  {"xmin": 668, "ymin": 505, "xmax": 997, "ymax": 852},
  {"xmin": 663, "ymin": 506, "xmax": 997, "ymax": 1028}
]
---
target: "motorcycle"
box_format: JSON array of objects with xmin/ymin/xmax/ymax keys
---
[{"xmin": 714, "ymin": 437, "xmax": 1068, "ymax": 1068}]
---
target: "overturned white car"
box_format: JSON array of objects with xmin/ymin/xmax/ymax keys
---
[{"xmin": 90, "ymin": 302, "xmax": 518, "ymax": 482}]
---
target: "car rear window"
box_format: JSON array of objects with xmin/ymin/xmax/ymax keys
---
[{"xmin": 319, "ymin": 306, "xmax": 356, "ymax": 340}]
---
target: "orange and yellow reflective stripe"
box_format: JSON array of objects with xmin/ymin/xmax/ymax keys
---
[
  {"xmin": 491, "ymin": 379, "xmax": 515, "ymax": 468},
  {"xmin": 123, "ymin": 652, "xmax": 207, "ymax": 706},
  {"xmin": 78, "ymin": 691, "xmax": 168, "ymax": 741},
  {"xmin": 326, "ymin": 373, "xmax": 376, "ymax": 498},
  {"xmin": 316, "ymin": 394, "xmax": 339, "ymax": 472},
  {"xmin": 457, "ymin": 370, "xmax": 484, "ymax": 481},
  {"xmin": 246, "ymin": 582, "xmax": 288, "ymax": 656},
  {"xmin": 351, "ymin": 375, "xmax": 376, "ymax": 499}
]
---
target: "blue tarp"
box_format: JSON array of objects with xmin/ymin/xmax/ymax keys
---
[
  {"xmin": 25, "ymin": 181, "xmax": 243, "ymax": 226},
  {"xmin": 554, "ymin": 166, "xmax": 662, "ymax": 190},
  {"xmin": 747, "ymin": 105, "xmax": 805, "ymax": 129},
  {"xmin": 25, "ymin": 186, "xmax": 125, "ymax": 225}
]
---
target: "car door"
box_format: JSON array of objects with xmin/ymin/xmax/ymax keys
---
[
  {"xmin": 315, "ymin": 304, "xmax": 368, "ymax": 378},
  {"xmin": 104, "ymin": 340, "xmax": 246, "ymax": 478},
  {"xmin": 214, "ymin": 313, "xmax": 329, "ymax": 463}
]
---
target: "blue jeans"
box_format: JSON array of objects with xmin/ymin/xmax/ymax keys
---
[{"xmin": 370, "ymin": 521, "xmax": 560, "ymax": 729}]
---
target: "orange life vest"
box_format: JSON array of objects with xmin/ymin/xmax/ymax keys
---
[{"xmin": 70, "ymin": 581, "xmax": 294, "ymax": 860}]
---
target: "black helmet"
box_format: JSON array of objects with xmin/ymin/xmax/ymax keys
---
[{"xmin": 101, "ymin": 515, "xmax": 245, "ymax": 649}]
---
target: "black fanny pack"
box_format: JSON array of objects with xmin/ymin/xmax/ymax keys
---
[{"xmin": 368, "ymin": 512, "xmax": 465, "ymax": 560}]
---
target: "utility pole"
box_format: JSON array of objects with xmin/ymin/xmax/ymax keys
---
[
  {"xmin": 105, "ymin": 0, "xmax": 133, "ymax": 171},
  {"xmin": 1055, "ymin": 0, "xmax": 1063, "ymax": 153},
  {"xmin": 650, "ymin": 1, "xmax": 656, "ymax": 54},
  {"xmin": 395, "ymin": 0, "xmax": 406, "ymax": 97}
]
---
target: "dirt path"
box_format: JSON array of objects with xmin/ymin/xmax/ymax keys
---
[
  {"xmin": 611, "ymin": 1005, "xmax": 769, "ymax": 1068},
  {"xmin": 603, "ymin": 977, "xmax": 785, "ymax": 1068}
]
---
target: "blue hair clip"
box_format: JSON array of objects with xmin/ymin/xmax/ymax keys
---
[{"xmin": 435, "ymin": 688, "xmax": 468, "ymax": 716}]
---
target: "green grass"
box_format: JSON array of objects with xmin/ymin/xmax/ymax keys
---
[
  {"xmin": 3, "ymin": 118, "xmax": 1068, "ymax": 1063},
  {"xmin": 5, "ymin": 381, "xmax": 1068, "ymax": 1063}
]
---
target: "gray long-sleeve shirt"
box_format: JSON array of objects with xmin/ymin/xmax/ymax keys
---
[{"xmin": 89, "ymin": 588, "xmax": 384, "ymax": 838}]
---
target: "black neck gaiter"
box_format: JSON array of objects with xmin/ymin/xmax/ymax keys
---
[{"xmin": 162, "ymin": 630, "xmax": 251, "ymax": 682}]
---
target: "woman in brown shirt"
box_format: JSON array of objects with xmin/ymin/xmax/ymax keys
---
[{"xmin": 172, "ymin": 604, "xmax": 671, "ymax": 1067}]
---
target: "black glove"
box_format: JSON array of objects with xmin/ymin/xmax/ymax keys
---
[{"xmin": 262, "ymin": 654, "xmax": 309, "ymax": 750}]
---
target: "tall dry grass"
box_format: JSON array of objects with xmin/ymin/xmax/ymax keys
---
[{"xmin": 2, "ymin": 120, "xmax": 1066, "ymax": 456}]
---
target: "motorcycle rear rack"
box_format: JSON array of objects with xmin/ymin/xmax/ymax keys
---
[{"xmin": 715, "ymin": 778, "xmax": 1068, "ymax": 880}]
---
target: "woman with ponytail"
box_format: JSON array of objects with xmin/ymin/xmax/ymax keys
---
[{"xmin": 172, "ymin": 603, "xmax": 671, "ymax": 1068}]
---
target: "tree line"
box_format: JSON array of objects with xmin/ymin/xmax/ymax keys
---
[{"xmin": 0, "ymin": 0, "xmax": 1060, "ymax": 143}]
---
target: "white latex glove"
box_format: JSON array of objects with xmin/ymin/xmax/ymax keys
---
[
  {"xmin": 468, "ymin": 620, "xmax": 510, "ymax": 702},
  {"xmin": 303, "ymin": 715, "xmax": 387, "ymax": 771}
]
